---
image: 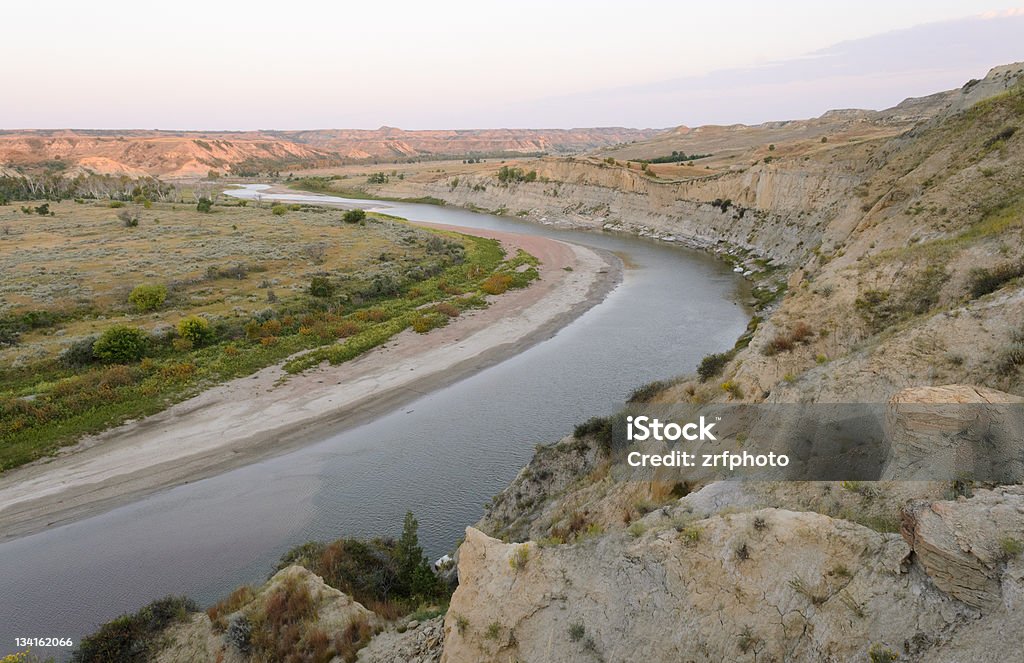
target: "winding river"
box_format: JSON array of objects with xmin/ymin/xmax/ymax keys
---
[{"xmin": 0, "ymin": 186, "xmax": 749, "ymax": 659}]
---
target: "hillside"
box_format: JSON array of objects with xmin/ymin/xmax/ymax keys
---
[
  {"xmin": 56, "ymin": 61, "xmax": 1024, "ymax": 662},
  {"xmin": 0, "ymin": 127, "xmax": 660, "ymax": 179},
  {"xmin": 211, "ymin": 62, "xmax": 1023, "ymax": 662}
]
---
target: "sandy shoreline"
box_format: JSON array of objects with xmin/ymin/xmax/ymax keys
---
[{"xmin": 0, "ymin": 224, "xmax": 621, "ymax": 542}]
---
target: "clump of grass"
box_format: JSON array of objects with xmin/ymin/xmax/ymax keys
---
[
  {"xmin": 762, "ymin": 321, "xmax": 814, "ymax": 356},
  {"xmin": 568, "ymin": 622, "xmax": 585, "ymax": 642},
  {"xmin": 697, "ymin": 350, "xmax": 734, "ymax": 382},
  {"xmin": 737, "ymin": 626, "xmax": 760, "ymax": 654},
  {"xmin": 628, "ymin": 522, "xmax": 648, "ymax": 538},
  {"xmin": 678, "ymin": 526, "xmax": 702, "ymax": 545},
  {"xmin": 868, "ymin": 643, "xmax": 899, "ymax": 662},
  {"xmin": 509, "ymin": 544, "xmax": 530, "ymax": 571},
  {"xmin": 998, "ymin": 536, "xmax": 1023, "ymax": 560},
  {"xmin": 968, "ymin": 261, "xmax": 1024, "ymax": 299},
  {"xmin": 721, "ymin": 380, "xmax": 744, "ymax": 399},
  {"xmin": 208, "ymin": 586, "xmax": 256, "ymax": 631}
]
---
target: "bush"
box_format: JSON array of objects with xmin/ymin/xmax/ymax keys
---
[
  {"xmin": 967, "ymin": 261, "xmax": 1024, "ymax": 299},
  {"xmin": 763, "ymin": 321, "xmax": 815, "ymax": 356},
  {"xmin": 481, "ymin": 274, "xmax": 513, "ymax": 295},
  {"xmin": 574, "ymin": 415, "xmax": 614, "ymax": 453},
  {"xmin": 128, "ymin": 284, "xmax": 167, "ymax": 312},
  {"xmin": 176, "ymin": 316, "xmax": 212, "ymax": 346},
  {"xmin": 271, "ymin": 204, "xmax": 287, "ymax": 216},
  {"xmin": 309, "ymin": 276, "xmax": 335, "ymax": 298},
  {"xmin": 72, "ymin": 595, "xmax": 197, "ymax": 663},
  {"xmin": 721, "ymin": 380, "xmax": 744, "ymax": 399},
  {"xmin": 108, "ymin": 200, "xmax": 125, "ymax": 208},
  {"xmin": 697, "ymin": 351, "xmax": 733, "ymax": 382},
  {"xmin": 93, "ymin": 326, "xmax": 148, "ymax": 363},
  {"xmin": 276, "ymin": 511, "xmax": 443, "ymax": 615},
  {"xmin": 196, "ymin": 197, "xmax": 213, "ymax": 213},
  {"xmin": 59, "ymin": 335, "xmax": 99, "ymax": 368},
  {"xmin": 411, "ymin": 312, "xmax": 447, "ymax": 334},
  {"xmin": 627, "ymin": 379, "xmax": 673, "ymax": 403},
  {"xmin": 342, "ymin": 208, "xmax": 366, "ymax": 224}
]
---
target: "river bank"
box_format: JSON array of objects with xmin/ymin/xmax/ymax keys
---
[{"xmin": 0, "ymin": 224, "xmax": 621, "ymax": 542}]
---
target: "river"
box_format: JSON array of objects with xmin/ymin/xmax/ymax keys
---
[{"xmin": 0, "ymin": 185, "xmax": 749, "ymax": 659}]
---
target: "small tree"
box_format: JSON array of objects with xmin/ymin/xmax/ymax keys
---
[
  {"xmin": 129, "ymin": 284, "xmax": 167, "ymax": 312},
  {"xmin": 342, "ymin": 208, "xmax": 366, "ymax": 224},
  {"xmin": 395, "ymin": 511, "xmax": 438, "ymax": 598},
  {"xmin": 196, "ymin": 197, "xmax": 214, "ymax": 213},
  {"xmin": 93, "ymin": 326, "xmax": 148, "ymax": 363}
]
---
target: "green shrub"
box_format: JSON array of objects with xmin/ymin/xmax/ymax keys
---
[
  {"xmin": 176, "ymin": 316, "xmax": 212, "ymax": 346},
  {"xmin": 93, "ymin": 326, "xmax": 148, "ymax": 363},
  {"xmin": 411, "ymin": 312, "xmax": 447, "ymax": 334},
  {"xmin": 128, "ymin": 284, "xmax": 167, "ymax": 312},
  {"xmin": 697, "ymin": 351, "xmax": 733, "ymax": 381},
  {"xmin": 196, "ymin": 197, "xmax": 214, "ymax": 213},
  {"xmin": 999, "ymin": 536, "xmax": 1023, "ymax": 559},
  {"xmin": 271, "ymin": 204, "xmax": 287, "ymax": 216},
  {"xmin": 627, "ymin": 379, "xmax": 673, "ymax": 403},
  {"xmin": 573, "ymin": 415, "xmax": 614, "ymax": 453},
  {"xmin": 854, "ymin": 290, "xmax": 899, "ymax": 334},
  {"xmin": 309, "ymin": 276, "xmax": 335, "ymax": 298},
  {"xmin": 967, "ymin": 261, "xmax": 1024, "ymax": 299},
  {"xmin": 721, "ymin": 380, "xmax": 744, "ymax": 399},
  {"xmin": 72, "ymin": 596, "xmax": 197, "ymax": 663},
  {"xmin": 343, "ymin": 208, "xmax": 366, "ymax": 224},
  {"xmin": 868, "ymin": 643, "xmax": 899, "ymax": 662},
  {"xmin": 568, "ymin": 622, "xmax": 585, "ymax": 642},
  {"xmin": 59, "ymin": 335, "xmax": 99, "ymax": 367},
  {"xmin": 108, "ymin": 200, "xmax": 125, "ymax": 208},
  {"xmin": 276, "ymin": 511, "xmax": 443, "ymax": 616},
  {"xmin": 508, "ymin": 544, "xmax": 530, "ymax": 571}
]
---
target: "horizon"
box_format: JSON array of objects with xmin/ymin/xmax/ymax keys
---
[{"xmin": 2, "ymin": 2, "xmax": 1023, "ymax": 131}]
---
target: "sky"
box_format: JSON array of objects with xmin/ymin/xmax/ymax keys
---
[{"xmin": 2, "ymin": 1, "xmax": 1023, "ymax": 130}]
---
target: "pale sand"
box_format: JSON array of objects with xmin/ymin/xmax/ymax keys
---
[{"xmin": 0, "ymin": 224, "xmax": 620, "ymax": 541}]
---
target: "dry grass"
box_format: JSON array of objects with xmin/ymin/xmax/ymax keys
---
[{"xmin": 0, "ymin": 198, "xmax": 434, "ymax": 367}]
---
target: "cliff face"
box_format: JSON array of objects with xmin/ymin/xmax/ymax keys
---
[
  {"xmin": 365, "ymin": 64, "xmax": 1024, "ymax": 662},
  {"xmin": 444, "ymin": 495, "xmax": 1024, "ymax": 663},
  {"xmin": 145, "ymin": 64, "xmax": 1024, "ymax": 662},
  {"xmin": 372, "ymin": 154, "xmax": 862, "ymax": 268}
]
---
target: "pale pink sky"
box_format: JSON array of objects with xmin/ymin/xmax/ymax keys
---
[{"xmin": 3, "ymin": 1, "xmax": 1023, "ymax": 129}]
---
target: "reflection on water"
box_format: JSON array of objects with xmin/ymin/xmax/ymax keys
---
[{"xmin": 0, "ymin": 186, "xmax": 749, "ymax": 659}]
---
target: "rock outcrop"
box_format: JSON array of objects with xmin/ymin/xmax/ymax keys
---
[
  {"xmin": 901, "ymin": 486, "xmax": 1024, "ymax": 610},
  {"xmin": 157, "ymin": 565, "xmax": 380, "ymax": 663},
  {"xmin": 883, "ymin": 386, "xmax": 1024, "ymax": 482},
  {"xmin": 442, "ymin": 499, "xmax": 1022, "ymax": 662}
]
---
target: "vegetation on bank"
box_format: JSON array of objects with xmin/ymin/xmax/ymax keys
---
[
  {"xmin": 71, "ymin": 596, "xmax": 197, "ymax": 663},
  {"xmin": 0, "ymin": 200, "xmax": 539, "ymax": 472},
  {"xmin": 285, "ymin": 175, "xmax": 447, "ymax": 206},
  {"xmin": 71, "ymin": 512, "xmax": 443, "ymax": 663}
]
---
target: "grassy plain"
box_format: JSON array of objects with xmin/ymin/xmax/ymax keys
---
[{"xmin": 0, "ymin": 197, "xmax": 537, "ymax": 471}]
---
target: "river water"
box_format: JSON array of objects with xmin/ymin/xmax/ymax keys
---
[{"xmin": 0, "ymin": 185, "xmax": 748, "ymax": 659}]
